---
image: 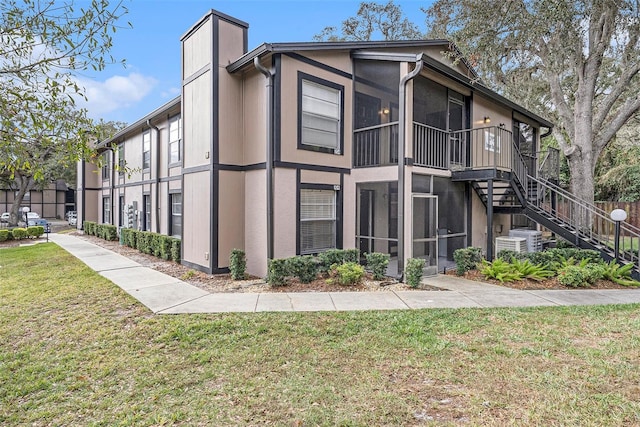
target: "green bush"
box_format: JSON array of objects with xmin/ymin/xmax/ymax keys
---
[
  {"xmin": 509, "ymin": 258, "xmax": 555, "ymax": 281},
  {"xmin": 556, "ymin": 239, "xmax": 575, "ymax": 249},
  {"xmin": 129, "ymin": 230, "xmax": 140, "ymax": 249},
  {"xmin": 267, "ymin": 258, "xmax": 289, "ymax": 286},
  {"xmin": 497, "ymin": 249, "xmax": 527, "ymax": 262},
  {"xmin": 405, "ymin": 258, "xmax": 425, "ymax": 288},
  {"xmin": 318, "ymin": 249, "xmax": 359, "ymax": 272},
  {"xmin": 83, "ymin": 221, "xmax": 96, "ymax": 236},
  {"xmin": 101, "ymin": 224, "xmax": 118, "ymax": 241},
  {"xmin": 286, "ymin": 255, "xmax": 318, "ymax": 283},
  {"xmin": 11, "ymin": 227, "xmax": 27, "ymax": 240},
  {"xmin": 0, "ymin": 229, "xmax": 8, "ymax": 242},
  {"xmin": 332, "ymin": 262, "xmax": 365, "ymax": 285},
  {"xmin": 558, "ymin": 265, "xmax": 591, "ymax": 288},
  {"xmin": 229, "ymin": 249, "xmax": 247, "ymax": 280},
  {"xmin": 170, "ymin": 238, "xmax": 181, "ymax": 262},
  {"xmin": 27, "ymin": 226, "xmax": 44, "ymax": 238},
  {"xmin": 158, "ymin": 235, "xmax": 173, "ymax": 260},
  {"xmin": 600, "ymin": 261, "xmax": 640, "ymax": 287},
  {"xmin": 453, "ymin": 247, "xmax": 483, "ymax": 275},
  {"xmin": 479, "ymin": 259, "xmax": 523, "ymax": 283},
  {"xmin": 365, "ymin": 252, "xmax": 390, "ymax": 280}
]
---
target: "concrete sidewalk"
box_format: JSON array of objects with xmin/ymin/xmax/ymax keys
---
[{"xmin": 49, "ymin": 233, "xmax": 640, "ymax": 314}]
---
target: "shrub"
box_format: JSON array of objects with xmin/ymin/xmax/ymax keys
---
[
  {"xmin": 332, "ymin": 262, "xmax": 365, "ymax": 285},
  {"xmin": 102, "ymin": 225, "xmax": 118, "ymax": 241},
  {"xmin": 479, "ymin": 259, "xmax": 523, "ymax": 283},
  {"xmin": 83, "ymin": 221, "xmax": 96, "ymax": 236},
  {"xmin": 170, "ymin": 238, "xmax": 181, "ymax": 262},
  {"xmin": 158, "ymin": 235, "xmax": 173, "ymax": 260},
  {"xmin": 27, "ymin": 226, "xmax": 44, "ymax": 238},
  {"xmin": 11, "ymin": 227, "xmax": 27, "ymax": 240},
  {"xmin": 267, "ymin": 258, "xmax": 289, "ymax": 286},
  {"xmin": 365, "ymin": 252, "xmax": 390, "ymax": 280},
  {"xmin": 128, "ymin": 230, "xmax": 140, "ymax": 249},
  {"xmin": 0, "ymin": 229, "xmax": 9, "ymax": 242},
  {"xmin": 405, "ymin": 258, "xmax": 425, "ymax": 288},
  {"xmin": 229, "ymin": 249, "xmax": 247, "ymax": 280},
  {"xmin": 557, "ymin": 265, "xmax": 591, "ymax": 288},
  {"xmin": 509, "ymin": 258, "xmax": 555, "ymax": 281},
  {"xmin": 497, "ymin": 249, "xmax": 527, "ymax": 262},
  {"xmin": 286, "ymin": 255, "xmax": 318, "ymax": 283},
  {"xmin": 318, "ymin": 249, "xmax": 359, "ymax": 272},
  {"xmin": 602, "ymin": 261, "xmax": 640, "ymax": 287},
  {"xmin": 453, "ymin": 247, "xmax": 483, "ymax": 275},
  {"xmin": 556, "ymin": 238, "xmax": 575, "ymax": 249}
]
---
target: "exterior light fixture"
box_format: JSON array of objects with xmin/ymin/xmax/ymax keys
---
[
  {"xmin": 21, "ymin": 206, "xmax": 30, "ymax": 225},
  {"xmin": 381, "ymin": 107, "xmax": 390, "ymax": 115},
  {"xmin": 483, "ymin": 116, "xmax": 491, "ymax": 124},
  {"xmin": 610, "ymin": 208, "xmax": 628, "ymax": 262}
]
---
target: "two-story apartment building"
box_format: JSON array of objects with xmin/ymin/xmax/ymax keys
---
[{"xmin": 78, "ymin": 9, "xmax": 556, "ymax": 278}]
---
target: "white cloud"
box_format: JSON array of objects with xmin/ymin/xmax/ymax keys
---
[
  {"xmin": 75, "ymin": 72, "xmax": 158, "ymax": 118},
  {"xmin": 161, "ymin": 87, "xmax": 181, "ymax": 98}
]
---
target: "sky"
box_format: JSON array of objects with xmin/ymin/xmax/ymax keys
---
[{"xmin": 74, "ymin": 0, "xmax": 432, "ymax": 125}]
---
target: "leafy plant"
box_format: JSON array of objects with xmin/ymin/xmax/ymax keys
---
[
  {"xmin": 602, "ymin": 261, "xmax": 640, "ymax": 287},
  {"xmin": 405, "ymin": 258, "xmax": 425, "ymax": 288},
  {"xmin": 318, "ymin": 249, "xmax": 360, "ymax": 272},
  {"xmin": 286, "ymin": 256, "xmax": 318, "ymax": 283},
  {"xmin": 497, "ymin": 249, "xmax": 527, "ymax": 262},
  {"xmin": 229, "ymin": 249, "xmax": 247, "ymax": 280},
  {"xmin": 170, "ymin": 239, "xmax": 181, "ymax": 263},
  {"xmin": 479, "ymin": 259, "xmax": 523, "ymax": 283},
  {"xmin": 331, "ymin": 262, "xmax": 365, "ymax": 285},
  {"xmin": 27, "ymin": 226, "xmax": 44, "ymax": 238},
  {"xmin": 510, "ymin": 258, "xmax": 555, "ymax": 281},
  {"xmin": 365, "ymin": 252, "xmax": 390, "ymax": 280},
  {"xmin": 0, "ymin": 229, "xmax": 8, "ymax": 242},
  {"xmin": 453, "ymin": 247, "xmax": 483, "ymax": 275},
  {"xmin": 267, "ymin": 258, "xmax": 289, "ymax": 287}
]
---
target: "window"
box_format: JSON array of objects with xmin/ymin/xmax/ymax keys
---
[
  {"xmin": 101, "ymin": 151, "xmax": 110, "ymax": 180},
  {"xmin": 300, "ymin": 189, "xmax": 336, "ymax": 254},
  {"xmin": 299, "ymin": 73, "xmax": 343, "ymax": 153},
  {"xmin": 117, "ymin": 144, "xmax": 125, "ymax": 175},
  {"xmin": 170, "ymin": 193, "xmax": 182, "ymax": 238},
  {"xmin": 142, "ymin": 130, "xmax": 151, "ymax": 170},
  {"xmin": 102, "ymin": 197, "xmax": 110, "ymax": 224},
  {"xmin": 168, "ymin": 115, "xmax": 182, "ymax": 164},
  {"xmin": 143, "ymin": 195, "xmax": 151, "ymax": 231}
]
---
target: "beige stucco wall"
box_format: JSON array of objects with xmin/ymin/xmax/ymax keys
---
[
  {"xmin": 279, "ymin": 55, "xmax": 353, "ymax": 169},
  {"xmin": 242, "ymin": 70, "xmax": 267, "ymax": 165},
  {"xmin": 245, "ymin": 169, "xmax": 268, "ymax": 276},
  {"xmin": 183, "ymin": 171, "xmax": 211, "ymax": 268},
  {"xmin": 182, "ymin": 17, "xmax": 211, "ymax": 78},
  {"xmin": 273, "ymin": 168, "xmax": 297, "ymax": 260},
  {"xmin": 183, "ymin": 73, "xmax": 212, "ymax": 169},
  {"xmin": 218, "ymin": 170, "xmax": 245, "ymax": 268}
]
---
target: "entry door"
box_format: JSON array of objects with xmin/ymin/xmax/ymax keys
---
[
  {"xmin": 359, "ymin": 189, "xmax": 374, "ymax": 255},
  {"xmin": 448, "ymin": 95, "xmax": 465, "ymax": 167},
  {"xmin": 412, "ymin": 195, "xmax": 438, "ymax": 276}
]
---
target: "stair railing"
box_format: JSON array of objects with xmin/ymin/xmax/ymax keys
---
[{"xmin": 528, "ymin": 175, "xmax": 640, "ymax": 267}]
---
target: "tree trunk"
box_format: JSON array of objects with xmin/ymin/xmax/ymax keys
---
[
  {"xmin": 567, "ymin": 147, "xmax": 596, "ymax": 231},
  {"xmin": 7, "ymin": 175, "xmax": 35, "ymax": 226}
]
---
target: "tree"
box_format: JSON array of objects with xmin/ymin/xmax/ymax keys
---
[
  {"xmin": 425, "ymin": 0, "xmax": 640, "ymax": 209},
  {"xmin": 314, "ymin": 0, "xmax": 423, "ymax": 41},
  {"xmin": 0, "ymin": 0, "xmax": 128, "ymax": 224}
]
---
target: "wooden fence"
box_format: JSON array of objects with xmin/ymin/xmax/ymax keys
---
[{"xmin": 595, "ymin": 201, "xmax": 640, "ymax": 230}]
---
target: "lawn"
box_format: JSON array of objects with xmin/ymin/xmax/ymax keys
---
[{"xmin": 2, "ymin": 244, "xmax": 640, "ymax": 426}]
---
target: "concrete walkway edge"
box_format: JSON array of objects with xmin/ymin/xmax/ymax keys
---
[{"xmin": 48, "ymin": 233, "xmax": 640, "ymax": 314}]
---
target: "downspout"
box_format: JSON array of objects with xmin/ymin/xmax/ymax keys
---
[
  {"xmin": 146, "ymin": 119, "xmax": 160, "ymax": 233},
  {"xmin": 397, "ymin": 54, "xmax": 424, "ymax": 277},
  {"xmin": 254, "ymin": 56, "xmax": 275, "ymax": 261}
]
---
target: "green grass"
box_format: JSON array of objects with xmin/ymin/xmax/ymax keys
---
[{"xmin": 2, "ymin": 244, "xmax": 640, "ymax": 425}]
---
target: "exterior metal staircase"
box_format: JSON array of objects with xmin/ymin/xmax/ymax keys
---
[{"xmin": 451, "ymin": 132, "xmax": 640, "ymax": 278}]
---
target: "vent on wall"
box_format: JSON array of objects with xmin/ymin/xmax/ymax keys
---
[{"xmin": 495, "ymin": 237, "xmax": 527, "ymax": 256}]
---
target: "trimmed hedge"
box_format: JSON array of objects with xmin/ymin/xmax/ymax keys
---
[
  {"xmin": 91, "ymin": 225, "xmax": 181, "ymax": 263},
  {"xmin": 0, "ymin": 229, "xmax": 8, "ymax": 242},
  {"xmin": 27, "ymin": 226, "xmax": 44, "ymax": 238},
  {"xmin": 11, "ymin": 227, "xmax": 27, "ymax": 240}
]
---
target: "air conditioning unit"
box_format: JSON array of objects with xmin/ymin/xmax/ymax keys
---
[
  {"xmin": 495, "ymin": 237, "xmax": 527, "ymax": 256},
  {"xmin": 509, "ymin": 228, "xmax": 543, "ymax": 253}
]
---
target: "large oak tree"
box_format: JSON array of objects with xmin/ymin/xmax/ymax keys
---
[
  {"xmin": 425, "ymin": 0, "xmax": 640, "ymax": 207},
  {"xmin": 0, "ymin": 0, "xmax": 128, "ymax": 225}
]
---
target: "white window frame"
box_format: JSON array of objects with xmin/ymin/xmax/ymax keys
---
[
  {"xmin": 142, "ymin": 130, "xmax": 151, "ymax": 170},
  {"xmin": 299, "ymin": 74, "xmax": 343, "ymax": 153},
  {"xmin": 168, "ymin": 115, "xmax": 182, "ymax": 165},
  {"xmin": 300, "ymin": 189, "xmax": 337, "ymax": 254}
]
